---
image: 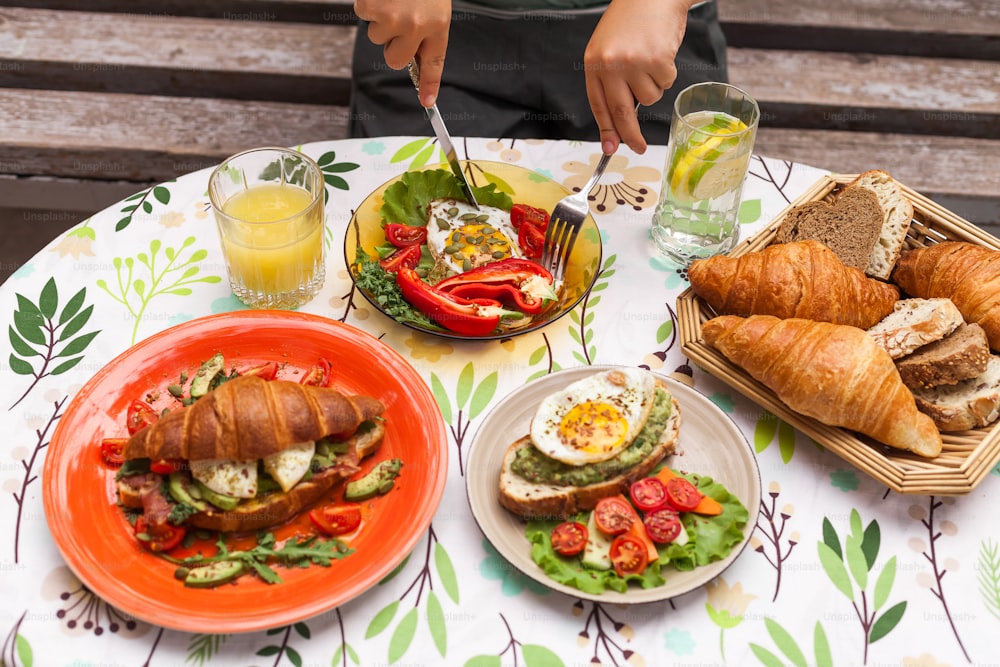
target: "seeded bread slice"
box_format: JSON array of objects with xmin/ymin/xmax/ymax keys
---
[
  {"xmin": 867, "ymin": 298, "xmax": 964, "ymax": 359},
  {"xmin": 848, "ymin": 170, "xmax": 914, "ymax": 279},
  {"xmin": 896, "ymin": 323, "xmax": 990, "ymax": 389},
  {"xmin": 774, "ymin": 187, "xmax": 882, "ymax": 271},
  {"xmin": 912, "ymin": 355, "xmax": 1000, "ymax": 431},
  {"xmin": 498, "ymin": 394, "xmax": 681, "ymax": 520}
]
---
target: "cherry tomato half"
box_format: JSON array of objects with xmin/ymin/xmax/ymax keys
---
[
  {"xmin": 134, "ymin": 516, "xmax": 186, "ymax": 553},
  {"xmin": 149, "ymin": 459, "xmax": 185, "ymax": 475},
  {"xmin": 241, "ymin": 361, "xmax": 279, "ymax": 381},
  {"xmin": 509, "ymin": 203, "xmax": 550, "ymax": 232},
  {"xmin": 665, "ymin": 477, "xmax": 702, "ymax": 512},
  {"xmin": 384, "ymin": 222, "xmax": 428, "ymax": 248},
  {"xmin": 550, "ymin": 521, "xmax": 589, "ymax": 557},
  {"xmin": 593, "ymin": 496, "xmax": 635, "ymax": 536},
  {"xmin": 300, "ymin": 357, "xmax": 334, "ymax": 387},
  {"xmin": 609, "ymin": 534, "xmax": 649, "ymax": 577},
  {"xmin": 629, "ymin": 477, "xmax": 668, "ymax": 512},
  {"xmin": 380, "ymin": 244, "xmax": 422, "ymax": 273},
  {"xmin": 100, "ymin": 438, "xmax": 127, "ymax": 467},
  {"xmin": 643, "ymin": 508, "xmax": 683, "ymax": 544},
  {"xmin": 309, "ymin": 503, "xmax": 362, "ymax": 536},
  {"xmin": 517, "ymin": 221, "xmax": 546, "ymax": 260},
  {"xmin": 126, "ymin": 399, "xmax": 159, "ymax": 435}
]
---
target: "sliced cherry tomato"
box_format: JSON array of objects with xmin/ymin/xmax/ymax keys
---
[
  {"xmin": 241, "ymin": 361, "xmax": 279, "ymax": 381},
  {"xmin": 593, "ymin": 496, "xmax": 634, "ymax": 536},
  {"xmin": 309, "ymin": 503, "xmax": 362, "ymax": 536},
  {"xmin": 550, "ymin": 521, "xmax": 588, "ymax": 557},
  {"xmin": 134, "ymin": 516, "xmax": 186, "ymax": 553},
  {"xmin": 629, "ymin": 477, "xmax": 668, "ymax": 512},
  {"xmin": 665, "ymin": 476, "xmax": 702, "ymax": 512},
  {"xmin": 643, "ymin": 508, "xmax": 683, "ymax": 544},
  {"xmin": 380, "ymin": 244, "xmax": 422, "ymax": 273},
  {"xmin": 126, "ymin": 399, "xmax": 159, "ymax": 435},
  {"xmin": 517, "ymin": 221, "xmax": 546, "ymax": 259},
  {"xmin": 609, "ymin": 534, "xmax": 649, "ymax": 577},
  {"xmin": 149, "ymin": 459, "xmax": 185, "ymax": 475},
  {"xmin": 384, "ymin": 222, "xmax": 428, "ymax": 247},
  {"xmin": 509, "ymin": 203, "xmax": 550, "ymax": 231},
  {"xmin": 300, "ymin": 357, "xmax": 334, "ymax": 387},
  {"xmin": 100, "ymin": 438, "xmax": 127, "ymax": 467}
]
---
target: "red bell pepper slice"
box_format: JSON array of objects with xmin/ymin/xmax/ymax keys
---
[
  {"xmin": 396, "ymin": 267, "xmax": 515, "ymax": 336},
  {"xmin": 384, "ymin": 223, "xmax": 427, "ymax": 248},
  {"xmin": 435, "ymin": 258, "xmax": 555, "ymax": 314},
  {"xmin": 442, "ymin": 283, "xmax": 545, "ymax": 314}
]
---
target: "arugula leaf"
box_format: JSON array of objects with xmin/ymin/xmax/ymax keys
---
[
  {"xmin": 379, "ymin": 169, "xmax": 513, "ymax": 227},
  {"xmin": 352, "ymin": 252, "xmax": 442, "ymax": 330}
]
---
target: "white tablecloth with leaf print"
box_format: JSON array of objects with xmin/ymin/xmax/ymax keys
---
[{"xmin": 3, "ymin": 137, "xmax": 997, "ymax": 667}]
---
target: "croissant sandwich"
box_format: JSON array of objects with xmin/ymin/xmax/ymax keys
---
[
  {"xmin": 117, "ymin": 375, "xmax": 386, "ymax": 533},
  {"xmin": 893, "ymin": 241, "xmax": 1000, "ymax": 351},
  {"xmin": 688, "ymin": 240, "xmax": 899, "ymax": 329},
  {"xmin": 702, "ymin": 314, "xmax": 942, "ymax": 458}
]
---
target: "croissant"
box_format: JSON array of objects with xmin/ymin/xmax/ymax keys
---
[
  {"xmin": 702, "ymin": 314, "xmax": 942, "ymax": 458},
  {"xmin": 688, "ymin": 240, "xmax": 899, "ymax": 329},
  {"xmin": 124, "ymin": 374, "xmax": 385, "ymax": 462},
  {"xmin": 893, "ymin": 241, "xmax": 1000, "ymax": 351}
]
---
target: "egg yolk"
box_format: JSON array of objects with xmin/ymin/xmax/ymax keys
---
[
  {"xmin": 445, "ymin": 222, "xmax": 515, "ymax": 269},
  {"xmin": 558, "ymin": 401, "xmax": 629, "ymax": 454}
]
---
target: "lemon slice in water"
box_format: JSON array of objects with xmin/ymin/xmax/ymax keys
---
[{"xmin": 667, "ymin": 115, "xmax": 749, "ymax": 203}]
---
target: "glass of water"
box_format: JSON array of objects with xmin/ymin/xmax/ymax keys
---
[{"xmin": 651, "ymin": 82, "xmax": 759, "ymax": 266}]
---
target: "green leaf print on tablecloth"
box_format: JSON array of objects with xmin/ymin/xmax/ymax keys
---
[
  {"xmin": 317, "ymin": 151, "xmax": 361, "ymax": 204},
  {"xmin": 979, "ymin": 538, "xmax": 1000, "ymax": 621},
  {"xmin": 463, "ymin": 613, "xmax": 566, "ymax": 667},
  {"xmin": 430, "ymin": 362, "xmax": 498, "ymax": 475},
  {"xmin": 738, "ymin": 198, "xmax": 762, "ymax": 225},
  {"xmin": 391, "ymin": 138, "xmax": 447, "ymax": 170},
  {"xmin": 255, "ymin": 623, "xmax": 311, "ymax": 667},
  {"xmin": 8, "ymin": 277, "xmax": 100, "ymax": 408},
  {"xmin": 186, "ymin": 633, "xmax": 228, "ymax": 665},
  {"xmin": 569, "ymin": 253, "xmax": 615, "ymax": 366},
  {"xmin": 115, "ymin": 183, "xmax": 172, "ymax": 232},
  {"xmin": 2, "ymin": 612, "xmax": 33, "ymax": 667},
  {"xmin": 753, "ymin": 410, "xmax": 796, "ymax": 463},
  {"xmin": 749, "ymin": 618, "xmax": 832, "ymax": 667},
  {"xmin": 96, "ymin": 237, "xmax": 222, "ymax": 345}
]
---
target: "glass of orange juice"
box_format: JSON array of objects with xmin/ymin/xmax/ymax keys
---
[{"xmin": 208, "ymin": 147, "xmax": 325, "ymax": 309}]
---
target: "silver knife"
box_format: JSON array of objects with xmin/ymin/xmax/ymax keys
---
[{"xmin": 407, "ymin": 59, "xmax": 480, "ymax": 210}]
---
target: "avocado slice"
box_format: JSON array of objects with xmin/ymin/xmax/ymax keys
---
[
  {"xmin": 194, "ymin": 480, "xmax": 241, "ymax": 511},
  {"xmin": 183, "ymin": 560, "xmax": 247, "ymax": 588},
  {"xmin": 167, "ymin": 472, "xmax": 208, "ymax": 512},
  {"xmin": 344, "ymin": 458, "xmax": 403, "ymax": 501},
  {"xmin": 189, "ymin": 352, "xmax": 225, "ymax": 398}
]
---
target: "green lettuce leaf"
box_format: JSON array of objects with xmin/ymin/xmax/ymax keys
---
[{"xmin": 379, "ymin": 169, "xmax": 513, "ymax": 227}]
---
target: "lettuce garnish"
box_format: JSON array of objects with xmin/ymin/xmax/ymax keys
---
[{"xmin": 379, "ymin": 169, "xmax": 513, "ymax": 228}]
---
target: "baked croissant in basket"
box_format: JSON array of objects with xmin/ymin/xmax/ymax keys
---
[
  {"xmin": 893, "ymin": 241, "xmax": 1000, "ymax": 351},
  {"xmin": 702, "ymin": 314, "xmax": 943, "ymax": 458},
  {"xmin": 688, "ymin": 240, "xmax": 899, "ymax": 329}
]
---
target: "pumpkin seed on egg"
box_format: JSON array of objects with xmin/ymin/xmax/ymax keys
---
[
  {"xmin": 451, "ymin": 231, "xmax": 462, "ymax": 242},
  {"xmin": 447, "ymin": 207, "xmax": 459, "ymax": 217},
  {"xmin": 491, "ymin": 250, "xmax": 506, "ymax": 259},
  {"xmin": 462, "ymin": 258, "xmax": 472, "ymax": 271},
  {"xmin": 475, "ymin": 214, "xmax": 490, "ymax": 222},
  {"xmin": 481, "ymin": 226, "xmax": 495, "ymax": 235},
  {"xmin": 459, "ymin": 213, "xmax": 478, "ymax": 221},
  {"xmin": 435, "ymin": 217, "xmax": 451, "ymax": 230},
  {"xmin": 445, "ymin": 244, "xmax": 462, "ymax": 254},
  {"xmin": 479, "ymin": 243, "xmax": 491, "ymax": 254}
]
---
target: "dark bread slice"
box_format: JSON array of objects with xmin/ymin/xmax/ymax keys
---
[
  {"xmin": 775, "ymin": 187, "xmax": 882, "ymax": 271},
  {"xmin": 497, "ymin": 394, "xmax": 681, "ymax": 520},
  {"xmin": 896, "ymin": 323, "xmax": 990, "ymax": 389},
  {"xmin": 912, "ymin": 355, "xmax": 1000, "ymax": 431}
]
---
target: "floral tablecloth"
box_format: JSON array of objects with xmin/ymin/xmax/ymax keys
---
[{"xmin": 3, "ymin": 137, "xmax": 998, "ymax": 667}]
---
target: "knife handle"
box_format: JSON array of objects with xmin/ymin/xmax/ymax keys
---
[{"xmin": 407, "ymin": 59, "xmax": 421, "ymax": 92}]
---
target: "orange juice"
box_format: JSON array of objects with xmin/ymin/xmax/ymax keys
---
[{"xmin": 219, "ymin": 183, "xmax": 324, "ymax": 305}]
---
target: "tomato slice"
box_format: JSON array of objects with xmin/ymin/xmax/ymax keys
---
[
  {"xmin": 309, "ymin": 503, "xmax": 362, "ymax": 536},
  {"xmin": 100, "ymin": 438, "xmax": 127, "ymax": 467},
  {"xmin": 629, "ymin": 477, "xmax": 668, "ymax": 512},
  {"xmin": 126, "ymin": 399, "xmax": 159, "ymax": 435},
  {"xmin": 149, "ymin": 459, "xmax": 185, "ymax": 475},
  {"xmin": 134, "ymin": 516, "xmax": 186, "ymax": 553},
  {"xmin": 379, "ymin": 244, "xmax": 422, "ymax": 273},
  {"xmin": 509, "ymin": 203, "xmax": 550, "ymax": 232},
  {"xmin": 593, "ymin": 496, "xmax": 634, "ymax": 536},
  {"xmin": 643, "ymin": 508, "xmax": 682, "ymax": 544},
  {"xmin": 609, "ymin": 534, "xmax": 649, "ymax": 577},
  {"xmin": 550, "ymin": 521, "xmax": 588, "ymax": 557},
  {"xmin": 517, "ymin": 221, "xmax": 546, "ymax": 259},
  {"xmin": 665, "ymin": 477, "xmax": 702, "ymax": 512},
  {"xmin": 241, "ymin": 361, "xmax": 279, "ymax": 381},
  {"xmin": 384, "ymin": 222, "xmax": 428, "ymax": 247},
  {"xmin": 300, "ymin": 357, "xmax": 334, "ymax": 387}
]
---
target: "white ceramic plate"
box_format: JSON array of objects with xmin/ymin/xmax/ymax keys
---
[{"xmin": 466, "ymin": 365, "xmax": 762, "ymax": 603}]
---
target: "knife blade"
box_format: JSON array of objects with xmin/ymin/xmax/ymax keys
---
[{"xmin": 407, "ymin": 59, "xmax": 480, "ymax": 210}]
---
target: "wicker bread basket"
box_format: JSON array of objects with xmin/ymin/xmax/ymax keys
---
[{"xmin": 677, "ymin": 174, "xmax": 1000, "ymax": 495}]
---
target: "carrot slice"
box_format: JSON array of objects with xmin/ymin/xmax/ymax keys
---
[
  {"xmin": 655, "ymin": 467, "xmax": 722, "ymax": 515},
  {"xmin": 618, "ymin": 494, "xmax": 658, "ymax": 564}
]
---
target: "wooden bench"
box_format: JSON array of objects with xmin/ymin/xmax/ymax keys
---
[{"xmin": 0, "ymin": 0, "xmax": 997, "ymax": 227}]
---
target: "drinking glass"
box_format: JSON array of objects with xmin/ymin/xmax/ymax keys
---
[
  {"xmin": 651, "ymin": 82, "xmax": 760, "ymax": 266},
  {"xmin": 208, "ymin": 147, "xmax": 326, "ymax": 309}
]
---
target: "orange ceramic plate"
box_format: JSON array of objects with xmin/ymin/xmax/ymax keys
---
[{"xmin": 42, "ymin": 311, "xmax": 448, "ymax": 633}]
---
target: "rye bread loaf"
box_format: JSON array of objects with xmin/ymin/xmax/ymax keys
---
[
  {"xmin": 895, "ymin": 323, "xmax": 990, "ymax": 389},
  {"xmin": 848, "ymin": 170, "xmax": 914, "ymax": 280},
  {"xmin": 866, "ymin": 298, "xmax": 964, "ymax": 359},
  {"xmin": 498, "ymin": 393, "xmax": 681, "ymax": 520},
  {"xmin": 912, "ymin": 355, "xmax": 1000, "ymax": 431},
  {"xmin": 774, "ymin": 187, "xmax": 882, "ymax": 271}
]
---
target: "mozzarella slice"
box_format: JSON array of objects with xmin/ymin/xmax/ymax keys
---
[
  {"xmin": 262, "ymin": 441, "xmax": 316, "ymax": 493},
  {"xmin": 189, "ymin": 459, "xmax": 258, "ymax": 499}
]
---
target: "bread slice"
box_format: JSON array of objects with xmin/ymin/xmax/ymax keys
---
[
  {"xmin": 774, "ymin": 187, "xmax": 882, "ymax": 271},
  {"xmin": 867, "ymin": 298, "xmax": 964, "ymax": 359},
  {"xmin": 912, "ymin": 355, "xmax": 1000, "ymax": 431},
  {"xmin": 498, "ymin": 394, "xmax": 681, "ymax": 520},
  {"xmin": 896, "ymin": 323, "xmax": 990, "ymax": 389},
  {"xmin": 847, "ymin": 170, "xmax": 914, "ymax": 279}
]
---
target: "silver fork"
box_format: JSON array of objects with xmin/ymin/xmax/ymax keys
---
[{"xmin": 541, "ymin": 151, "xmax": 612, "ymax": 281}]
